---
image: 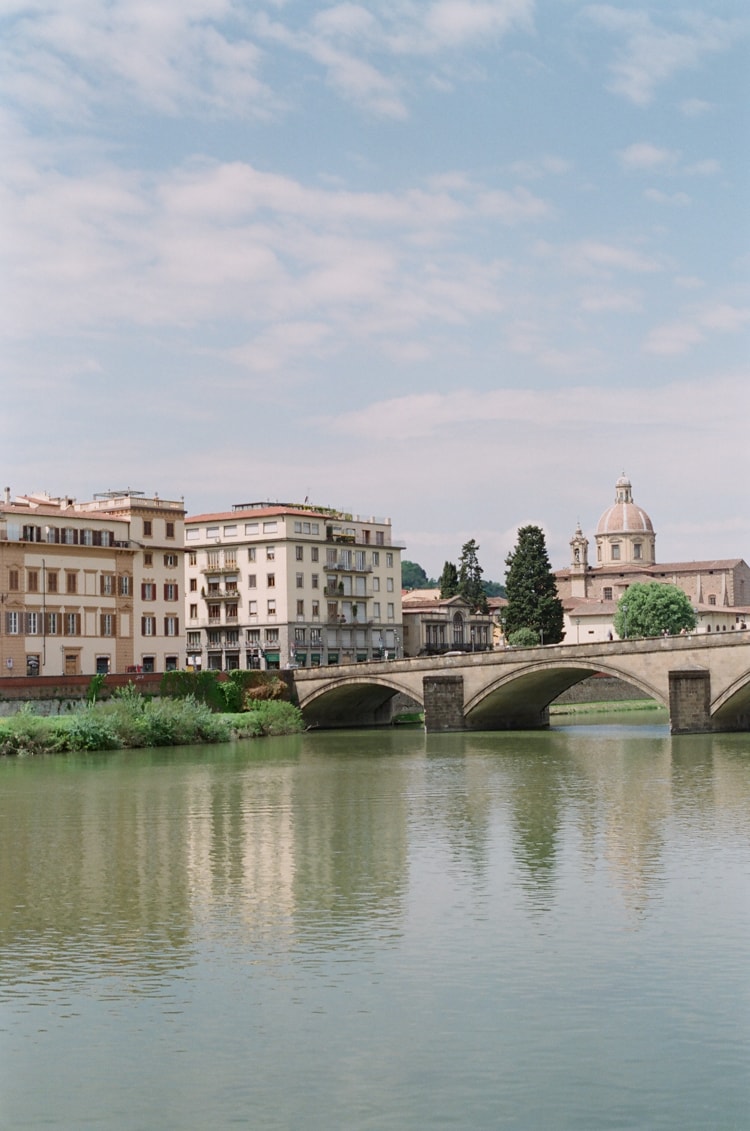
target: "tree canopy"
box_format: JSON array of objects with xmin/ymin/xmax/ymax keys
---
[
  {"xmin": 613, "ymin": 583, "xmax": 696, "ymax": 638},
  {"xmin": 503, "ymin": 525, "xmax": 564, "ymax": 644},
  {"xmin": 439, "ymin": 560, "xmax": 459, "ymax": 598},
  {"xmin": 401, "ymin": 560, "xmax": 435, "ymax": 590},
  {"xmin": 457, "ymin": 538, "xmax": 489, "ymax": 612}
]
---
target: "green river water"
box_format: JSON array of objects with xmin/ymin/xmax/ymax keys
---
[{"xmin": 1, "ymin": 715, "xmax": 748, "ymax": 1130}]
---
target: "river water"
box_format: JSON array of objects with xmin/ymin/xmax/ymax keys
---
[{"xmin": 1, "ymin": 717, "xmax": 748, "ymax": 1130}]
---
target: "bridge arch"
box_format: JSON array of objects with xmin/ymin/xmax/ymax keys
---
[
  {"xmin": 298, "ymin": 673, "xmax": 423, "ymax": 729},
  {"xmin": 464, "ymin": 659, "xmax": 666, "ymax": 730},
  {"xmin": 710, "ymin": 668, "xmax": 750, "ymax": 726}
]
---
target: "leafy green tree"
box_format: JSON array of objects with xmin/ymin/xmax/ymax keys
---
[
  {"xmin": 503, "ymin": 525, "xmax": 564, "ymax": 644},
  {"xmin": 401, "ymin": 560, "xmax": 434, "ymax": 590},
  {"xmin": 613, "ymin": 582, "xmax": 696, "ymax": 639},
  {"xmin": 439, "ymin": 560, "xmax": 459, "ymax": 598},
  {"xmin": 457, "ymin": 538, "xmax": 489, "ymax": 612},
  {"xmin": 482, "ymin": 580, "xmax": 506, "ymax": 598},
  {"xmin": 507, "ymin": 627, "xmax": 540, "ymax": 647}
]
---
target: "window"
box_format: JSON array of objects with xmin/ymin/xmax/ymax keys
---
[
  {"xmin": 296, "ymin": 545, "xmax": 304, "ymax": 561},
  {"xmin": 267, "ymin": 573, "xmax": 275, "ymax": 587},
  {"xmin": 164, "ymin": 553, "xmax": 178, "ymax": 568},
  {"xmin": 247, "ymin": 628, "xmax": 260, "ymax": 644},
  {"xmin": 186, "ymin": 529, "xmax": 199, "ymax": 541},
  {"xmin": 8, "ymin": 570, "xmax": 19, "ymax": 591},
  {"xmin": 63, "ymin": 527, "xmax": 77, "ymax": 545},
  {"xmin": 144, "ymin": 552, "xmax": 153, "ymax": 567},
  {"xmin": 26, "ymin": 570, "xmax": 39, "ymax": 592},
  {"xmin": 312, "ymin": 600, "xmax": 320, "ymax": 618},
  {"xmin": 46, "ymin": 612, "xmax": 59, "ymax": 635},
  {"xmin": 603, "ymin": 587, "xmax": 613, "ymax": 601},
  {"xmin": 66, "ymin": 572, "xmax": 78, "ymax": 594},
  {"xmin": 633, "ymin": 544, "xmax": 642, "ymax": 560},
  {"xmin": 81, "ymin": 528, "xmax": 93, "ymax": 546},
  {"xmin": 387, "ymin": 603, "xmax": 394, "ymax": 619},
  {"xmin": 6, "ymin": 611, "xmax": 19, "ymax": 634},
  {"xmin": 100, "ymin": 574, "xmax": 114, "ymax": 596},
  {"xmin": 245, "ymin": 523, "xmax": 259, "ymax": 535},
  {"xmin": 372, "ymin": 552, "xmax": 379, "ymax": 566},
  {"xmin": 249, "ymin": 600, "xmax": 258, "ymax": 615},
  {"xmin": 226, "ymin": 603, "xmax": 238, "ymax": 619},
  {"xmin": 373, "ymin": 601, "xmax": 380, "ymax": 618},
  {"xmin": 248, "ymin": 574, "xmax": 257, "ymax": 588},
  {"xmin": 64, "ymin": 613, "xmax": 81, "ymax": 636},
  {"xmin": 386, "ymin": 553, "xmax": 393, "ymax": 567},
  {"xmin": 376, "ymin": 531, "xmax": 384, "ymax": 546},
  {"xmin": 327, "ymin": 548, "xmax": 337, "ymax": 566},
  {"xmin": 295, "ymin": 627, "xmax": 305, "ymax": 642},
  {"xmin": 356, "ymin": 551, "xmax": 365, "ymax": 570},
  {"xmin": 311, "ymin": 627, "xmax": 321, "ymax": 643},
  {"xmin": 47, "ymin": 571, "xmax": 58, "ymax": 593},
  {"xmin": 311, "ymin": 547, "xmax": 319, "ymax": 563},
  {"xmin": 166, "ymin": 521, "xmax": 175, "ymax": 539},
  {"xmin": 118, "ymin": 575, "xmax": 131, "ymax": 596},
  {"xmin": 164, "ymin": 616, "xmax": 179, "ymax": 637},
  {"xmin": 188, "ymin": 551, "xmax": 197, "ymax": 566},
  {"xmin": 266, "ymin": 628, "xmax": 279, "ymax": 643},
  {"xmin": 100, "ymin": 614, "xmax": 115, "ymax": 637},
  {"xmin": 611, "ymin": 544, "xmax": 620, "ymax": 561},
  {"xmin": 373, "ymin": 577, "xmax": 380, "ymax": 592},
  {"xmin": 297, "ymin": 600, "xmax": 304, "ymax": 616},
  {"xmin": 207, "ymin": 603, "xmax": 220, "ymax": 620},
  {"xmin": 223, "ymin": 524, "xmax": 237, "ymax": 536},
  {"xmin": 709, "ymin": 595, "xmax": 716, "ymax": 606},
  {"xmin": 143, "ymin": 520, "xmax": 152, "ymax": 537},
  {"xmin": 142, "ymin": 616, "xmax": 156, "ymax": 636},
  {"xmin": 189, "ymin": 577, "xmax": 197, "ymax": 592},
  {"xmin": 312, "ymin": 574, "xmax": 319, "ymax": 589},
  {"xmin": 296, "ymin": 573, "xmax": 304, "ymax": 588},
  {"xmin": 25, "ymin": 612, "xmax": 39, "ymax": 634},
  {"xmin": 266, "ymin": 546, "xmax": 275, "ymax": 561},
  {"xmin": 187, "ymin": 631, "xmax": 200, "ymax": 647},
  {"xmin": 248, "ymin": 547, "xmax": 256, "ymax": 562},
  {"xmin": 386, "ymin": 577, "xmax": 394, "ymax": 592},
  {"xmin": 189, "ymin": 604, "xmax": 198, "ymax": 618},
  {"xmin": 141, "ymin": 582, "xmax": 156, "ymax": 601},
  {"xmin": 164, "ymin": 583, "xmax": 179, "ymax": 601},
  {"xmin": 328, "ymin": 602, "xmax": 338, "ymax": 620},
  {"xmin": 267, "ymin": 599, "xmax": 276, "ymax": 615},
  {"xmin": 263, "ymin": 521, "xmax": 277, "ymax": 533}
]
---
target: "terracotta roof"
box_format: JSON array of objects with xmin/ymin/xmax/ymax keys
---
[{"xmin": 186, "ymin": 504, "xmax": 337, "ymax": 524}]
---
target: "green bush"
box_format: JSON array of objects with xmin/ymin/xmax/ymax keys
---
[
  {"xmin": 507, "ymin": 627, "xmax": 541, "ymax": 647},
  {"xmin": 0, "ymin": 706, "xmax": 56, "ymax": 756},
  {"xmin": 57, "ymin": 708, "xmax": 119, "ymax": 751},
  {"xmin": 244, "ymin": 700, "xmax": 304, "ymax": 736}
]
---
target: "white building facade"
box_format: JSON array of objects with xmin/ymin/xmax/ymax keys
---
[{"xmin": 184, "ymin": 502, "xmax": 404, "ymax": 670}]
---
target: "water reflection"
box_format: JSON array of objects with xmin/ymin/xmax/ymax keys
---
[{"xmin": 1, "ymin": 725, "xmax": 747, "ymax": 989}]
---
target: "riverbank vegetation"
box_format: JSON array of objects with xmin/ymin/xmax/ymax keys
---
[{"xmin": 0, "ymin": 682, "xmax": 303, "ymax": 757}]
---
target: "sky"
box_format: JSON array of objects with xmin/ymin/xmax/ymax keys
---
[{"xmin": 2, "ymin": 0, "xmax": 748, "ymax": 581}]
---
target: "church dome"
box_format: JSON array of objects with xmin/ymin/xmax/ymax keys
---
[{"xmin": 596, "ymin": 475, "xmax": 653, "ymax": 536}]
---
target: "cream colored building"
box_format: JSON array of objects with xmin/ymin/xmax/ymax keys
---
[
  {"xmin": 0, "ymin": 490, "xmax": 185, "ymax": 677},
  {"xmin": 184, "ymin": 502, "xmax": 404, "ymax": 670},
  {"xmin": 556, "ymin": 475, "xmax": 750, "ymax": 641},
  {"xmin": 401, "ymin": 588, "xmax": 498, "ymax": 656}
]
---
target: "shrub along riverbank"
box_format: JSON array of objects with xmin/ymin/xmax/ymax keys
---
[{"xmin": 0, "ymin": 682, "xmax": 304, "ymax": 757}]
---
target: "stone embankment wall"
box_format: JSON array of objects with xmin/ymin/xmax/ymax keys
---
[
  {"xmin": 554, "ymin": 675, "xmax": 651, "ymax": 705},
  {"xmin": 0, "ymin": 673, "xmax": 165, "ymax": 716}
]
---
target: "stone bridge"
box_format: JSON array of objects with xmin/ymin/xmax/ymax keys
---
[{"xmin": 293, "ymin": 633, "xmax": 750, "ymax": 735}]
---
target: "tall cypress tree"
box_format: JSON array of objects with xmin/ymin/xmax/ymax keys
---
[
  {"xmin": 457, "ymin": 539, "xmax": 489, "ymax": 612},
  {"xmin": 503, "ymin": 525, "xmax": 564, "ymax": 643},
  {"xmin": 439, "ymin": 560, "xmax": 459, "ymax": 598}
]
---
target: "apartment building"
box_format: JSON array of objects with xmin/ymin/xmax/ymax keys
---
[
  {"xmin": 0, "ymin": 490, "xmax": 185, "ymax": 677},
  {"xmin": 184, "ymin": 502, "xmax": 404, "ymax": 670}
]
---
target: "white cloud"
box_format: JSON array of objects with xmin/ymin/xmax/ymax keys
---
[
  {"xmin": 644, "ymin": 303, "xmax": 750, "ymax": 355},
  {"xmin": 644, "ymin": 188, "xmax": 690, "ymax": 207},
  {"xmin": 586, "ymin": 6, "xmax": 739, "ymax": 106},
  {"xmin": 618, "ymin": 142, "xmax": 678, "ymax": 170}
]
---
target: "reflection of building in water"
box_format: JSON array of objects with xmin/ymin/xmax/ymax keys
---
[{"xmin": 182, "ymin": 766, "xmax": 297, "ymax": 932}]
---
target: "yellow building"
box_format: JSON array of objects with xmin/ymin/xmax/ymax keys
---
[{"xmin": 0, "ymin": 489, "xmax": 185, "ymax": 677}]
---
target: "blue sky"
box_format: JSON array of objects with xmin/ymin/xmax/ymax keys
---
[{"xmin": 2, "ymin": 0, "xmax": 748, "ymax": 579}]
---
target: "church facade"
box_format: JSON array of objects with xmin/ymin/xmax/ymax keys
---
[{"xmin": 555, "ymin": 476, "xmax": 750, "ymax": 642}]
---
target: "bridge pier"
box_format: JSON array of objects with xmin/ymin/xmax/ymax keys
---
[
  {"xmin": 669, "ymin": 668, "xmax": 712, "ymax": 735},
  {"xmin": 423, "ymin": 675, "xmax": 465, "ymax": 732}
]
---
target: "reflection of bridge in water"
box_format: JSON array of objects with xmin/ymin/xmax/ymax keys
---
[{"xmin": 293, "ymin": 633, "xmax": 750, "ymax": 735}]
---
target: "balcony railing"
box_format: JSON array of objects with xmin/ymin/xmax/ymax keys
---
[{"xmin": 200, "ymin": 562, "xmax": 238, "ymax": 574}]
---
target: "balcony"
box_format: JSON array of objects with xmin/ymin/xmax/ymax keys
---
[
  {"xmin": 202, "ymin": 587, "xmax": 240, "ymax": 600},
  {"xmin": 200, "ymin": 562, "xmax": 238, "ymax": 575}
]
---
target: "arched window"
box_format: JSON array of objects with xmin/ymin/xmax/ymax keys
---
[{"xmin": 452, "ymin": 612, "xmax": 464, "ymax": 645}]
